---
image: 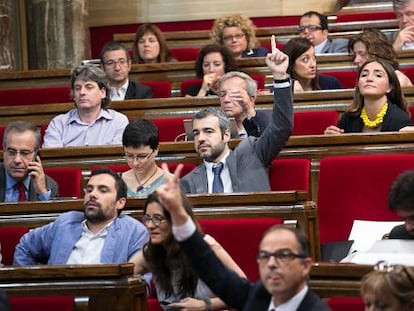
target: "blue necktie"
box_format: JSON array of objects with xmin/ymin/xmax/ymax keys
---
[{"xmin": 212, "ymin": 162, "xmax": 224, "ymax": 193}]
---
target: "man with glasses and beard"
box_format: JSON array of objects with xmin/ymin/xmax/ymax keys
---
[{"xmin": 13, "ymin": 168, "xmax": 149, "ymax": 265}]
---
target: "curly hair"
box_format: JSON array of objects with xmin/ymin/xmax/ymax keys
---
[
  {"xmin": 348, "ymin": 29, "xmax": 399, "ymax": 70},
  {"xmin": 210, "ymin": 14, "xmax": 259, "ymax": 50},
  {"xmin": 194, "ymin": 44, "xmax": 237, "ymax": 78}
]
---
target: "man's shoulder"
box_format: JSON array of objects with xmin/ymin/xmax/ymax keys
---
[
  {"xmin": 101, "ymin": 108, "xmax": 129, "ymax": 122},
  {"xmin": 390, "ymin": 224, "xmax": 413, "ymax": 239},
  {"xmin": 299, "ymin": 288, "xmax": 330, "ymax": 311}
]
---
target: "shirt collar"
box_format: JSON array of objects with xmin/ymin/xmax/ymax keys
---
[
  {"xmin": 5, "ymin": 172, "xmax": 30, "ymax": 191},
  {"xmin": 314, "ymin": 39, "xmax": 328, "ymax": 53},
  {"xmin": 268, "ymin": 285, "xmax": 308, "ymax": 311},
  {"xmin": 110, "ymin": 79, "xmax": 129, "ymax": 97},
  {"xmin": 68, "ymin": 108, "xmax": 113, "ymax": 125},
  {"xmin": 82, "ymin": 218, "xmax": 114, "ymax": 237},
  {"xmin": 203, "ymin": 149, "xmax": 230, "ymax": 171}
]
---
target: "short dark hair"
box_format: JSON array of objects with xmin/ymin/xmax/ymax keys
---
[
  {"xmin": 3, "ymin": 121, "xmax": 41, "ymax": 150},
  {"xmin": 90, "ymin": 167, "xmax": 127, "ymax": 201},
  {"xmin": 192, "ymin": 106, "xmax": 230, "ymax": 137},
  {"xmin": 122, "ymin": 119, "xmax": 159, "ymax": 150},
  {"xmin": 301, "ymin": 11, "xmax": 328, "ymax": 30},
  {"xmin": 389, "ymin": 170, "xmax": 414, "ymax": 212},
  {"xmin": 70, "ymin": 65, "xmax": 111, "ymax": 109},
  {"xmin": 194, "ymin": 44, "xmax": 237, "ymax": 79},
  {"xmin": 99, "ymin": 41, "xmax": 130, "ymax": 64}
]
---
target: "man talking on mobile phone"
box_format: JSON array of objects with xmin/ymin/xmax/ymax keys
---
[{"xmin": 1, "ymin": 121, "xmax": 58, "ymax": 202}]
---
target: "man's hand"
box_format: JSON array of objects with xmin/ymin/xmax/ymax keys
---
[
  {"xmin": 28, "ymin": 155, "xmax": 48, "ymax": 195},
  {"xmin": 393, "ymin": 26, "xmax": 414, "ymax": 51},
  {"xmin": 227, "ymin": 88, "xmax": 256, "ymax": 118},
  {"xmin": 265, "ymin": 35, "xmax": 289, "ymax": 80}
]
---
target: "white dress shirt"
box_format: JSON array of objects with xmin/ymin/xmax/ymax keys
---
[{"xmin": 110, "ymin": 79, "xmax": 129, "ymax": 100}]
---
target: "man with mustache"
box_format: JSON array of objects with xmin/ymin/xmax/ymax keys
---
[
  {"xmin": 13, "ymin": 168, "xmax": 149, "ymax": 265},
  {"xmin": 388, "ymin": 170, "xmax": 414, "ymax": 239},
  {"xmin": 180, "ymin": 36, "xmax": 293, "ymax": 194}
]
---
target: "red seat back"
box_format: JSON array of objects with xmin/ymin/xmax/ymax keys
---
[
  {"xmin": 322, "ymin": 70, "xmax": 358, "ymax": 89},
  {"xmin": 401, "ymin": 67, "xmax": 414, "ymax": 83},
  {"xmin": 293, "ymin": 111, "xmax": 339, "ymax": 136},
  {"xmin": 180, "ymin": 79, "xmax": 202, "ymax": 96},
  {"xmin": 199, "ymin": 217, "xmax": 283, "ymax": 281},
  {"xmin": 269, "ymin": 158, "xmax": 310, "ymax": 194},
  {"xmin": 0, "ymin": 87, "xmax": 72, "ymax": 106},
  {"xmin": 44, "ymin": 168, "xmax": 82, "ymax": 198},
  {"xmin": 9, "ymin": 296, "xmax": 74, "ymax": 311},
  {"xmin": 140, "ymin": 81, "xmax": 172, "ymax": 98},
  {"xmin": 171, "ymin": 48, "xmax": 200, "ymax": 61},
  {"xmin": 336, "ymin": 12, "xmax": 396, "ymax": 22},
  {"xmin": 0, "ymin": 226, "xmax": 29, "ymax": 266},
  {"xmin": 317, "ymin": 154, "xmax": 414, "ymax": 243},
  {"xmin": 151, "ymin": 117, "xmax": 186, "ymax": 142},
  {"xmin": 327, "ymin": 297, "xmax": 364, "ymax": 311}
]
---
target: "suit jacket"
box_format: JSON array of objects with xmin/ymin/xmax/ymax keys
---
[
  {"xmin": 242, "ymin": 47, "xmax": 269, "ymax": 58},
  {"xmin": 319, "ymin": 75, "xmax": 343, "ymax": 90},
  {"xmin": 389, "ymin": 224, "xmax": 414, "ymax": 239},
  {"xmin": 337, "ymin": 103, "xmax": 412, "ymax": 133},
  {"xmin": 180, "ymin": 81, "xmax": 293, "ymax": 193},
  {"xmin": 320, "ymin": 38, "xmax": 349, "ymax": 54},
  {"xmin": 0, "ymin": 166, "xmax": 59, "ymax": 202},
  {"xmin": 125, "ymin": 80, "xmax": 153, "ymax": 99},
  {"xmin": 0, "ymin": 290, "xmax": 9, "ymax": 311},
  {"xmin": 180, "ymin": 230, "xmax": 331, "ymax": 311},
  {"xmin": 242, "ymin": 109, "xmax": 272, "ymax": 137}
]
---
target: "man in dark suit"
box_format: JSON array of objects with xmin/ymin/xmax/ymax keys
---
[
  {"xmin": 299, "ymin": 11, "xmax": 348, "ymax": 54},
  {"xmin": 153, "ymin": 162, "xmax": 330, "ymax": 311},
  {"xmin": 388, "ymin": 169, "xmax": 414, "ymax": 239},
  {"xmin": 181, "ymin": 36, "xmax": 293, "ymax": 194},
  {"xmin": 100, "ymin": 41, "xmax": 153, "ymax": 100},
  {"xmin": 1, "ymin": 121, "xmax": 58, "ymax": 202}
]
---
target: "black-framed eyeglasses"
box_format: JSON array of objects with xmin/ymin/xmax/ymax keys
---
[
  {"xmin": 142, "ymin": 214, "xmax": 167, "ymax": 227},
  {"xmin": 103, "ymin": 58, "xmax": 129, "ymax": 67},
  {"xmin": 298, "ymin": 25, "xmax": 322, "ymax": 33},
  {"xmin": 374, "ymin": 260, "xmax": 414, "ymax": 286},
  {"xmin": 125, "ymin": 150, "xmax": 154, "ymax": 163},
  {"xmin": 257, "ymin": 248, "xmax": 307, "ymax": 265}
]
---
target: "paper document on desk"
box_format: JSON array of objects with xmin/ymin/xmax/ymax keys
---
[{"xmin": 347, "ymin": 219, "xmax": 404, "ymax": 254}]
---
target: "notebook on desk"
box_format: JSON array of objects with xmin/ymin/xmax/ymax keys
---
[{"xmin": 183, "ymin": 117, "xmax": 239, "ymax": 140}]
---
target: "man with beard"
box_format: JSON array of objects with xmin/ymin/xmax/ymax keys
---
[
  {"xmin": 388, "ymin": 170, "xmax": 414, "ymax": 239},
  {"xmin": 180, "ymin": 35, "xmax": 293, "ymax": 194},
  {"xmin": 13, "ymin": 168, "xmax": 149, "ymax": 265},
  {"xmin": 100, "ymin": 41, "xmax": 152, "ymax": 100}
]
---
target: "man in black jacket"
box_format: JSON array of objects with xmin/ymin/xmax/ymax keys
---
[
  {"xmin": 388, "ymin": 170, "xmax": 414, "ymax": 239},
  {"xmin": 100, "ymin": 41, "xmax": 153, "ymax": 100}
]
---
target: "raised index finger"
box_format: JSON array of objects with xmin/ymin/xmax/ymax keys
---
[{"xmin": 271, "ymin": 35, "xmax": 277, "ymax": 53}]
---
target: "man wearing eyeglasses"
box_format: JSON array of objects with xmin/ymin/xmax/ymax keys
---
[
  {"xmin": 1, "ymin": 121, "xmax": 58, "ymax": 202},
  {"xmin": 42, "ymin": 65, "xmax": 129, "ymax": 147},
  {"xmin": 392, "ymin": 0, "xmax": 414, "ymax": 51},
  {"xmin": 388, "ymin": 170, "xmax": 414, "ymax": 239},
  {"xmin": 299, "ymin": 11, "xmax": 348, "ymax": 54},
  {"xmin": 100, "ymin": 41, "xmax": 153, "ymax": 100},
  {"xmin": 13, "ymin": 167, "xmax": 149, "ymax": 267},
  {"xmin": 154, "ymin": 163, "xmax": 330, "ymax": 311}
]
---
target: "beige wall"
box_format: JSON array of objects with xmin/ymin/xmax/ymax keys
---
[{"xmin": 88, "ymin": 0, "xmax": 337, "ymax": 27}]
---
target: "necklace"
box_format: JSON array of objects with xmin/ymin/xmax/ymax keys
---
[
  {"xmin": 134, "ymin": 166, "xmax": 159, "ymax": 192},
  {"xmin": 360, "ymin": 102, "xmax": 388, "ymax": 128}
]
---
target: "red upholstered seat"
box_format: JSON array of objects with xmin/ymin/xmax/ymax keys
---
[
  {"xmin": 44, "ymin": 168, "xmax": 82, "ymax": 198},
  {"xmin": 336, "ymin": 12, "xmax": 396, "ymax": 22},
  {"xmin": 401, "ymin": 67, "xmax": 414, "ymax": 83},
  {"xmin": 199, "ymin": 217, "xmax": 283, "ymax": 281},
  {"xmin": 0, "ymin": 226, "xmax": 29, "ymax": 266},
  {"xmin": 140, "ymin": 81, "xmax": 172, "ymax": 98},
  {"xmin": 171, "ymin": 48, "xmax": 200, "ymax": 61},
  {"xmin": 317, "ymin": 154, "xmax": 414, "ymax": 243},
  {"xmin": 151, "ymin": 117, "xmax": 186, "ymax": 142},
  {"xmin": 293, "ymin": 111, "xmax": 339, "ymax": 136},
  {"xmin": 9, "ymin": 296, "xmax": 74, "ymax": 311},
  {"xmin": 322, "ymin": 70, "xmax": 358, "ymax": 89},
  {"xmin": 0, "ymin": 86, "xmax": 71, "ymax": 106},
  {"xmin": 251, "ymin": 74, "xmax": 265, "ymax": 90},
  {"xmin": 409, "ymin": 105, "xmax": 414, "ymax": 124},
  {"xmin": 327, "ymin": 297, "xmax": 364, "ymax": 311},
  {"xmin": 269, "ymin": 158, "xmax": 310, "ymax": 194}
]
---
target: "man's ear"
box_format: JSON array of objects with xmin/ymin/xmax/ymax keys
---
[
  {"xmin": 223, "ymin": 128, "xmax": 231, "ymax": 142},
  {"xmin": 116, "ymin": 197, "xmax": 126, "ymax": 211}
]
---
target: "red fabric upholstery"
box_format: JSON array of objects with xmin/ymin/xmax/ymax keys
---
[
  {"xmin": 0, "ymin": 87, "xmax": 71, "ymax": 106},
  {"xmin": 171, "ymin": 48, "xmax": 200, "ymax": 61},
  {"xmin": 401, "ymin": 67, "xmax": 414, "ymax": 83},
  {"xmin": 336, "ymin": 12, "xmax": 396, "ymax": 22},
  {"xmin": 199, "ymin": 217, "xmax": 283, "ymax": 281},
  {"xmin": 269, "ymin": 158, "xmax": 310, "ymax": 193},
  {"xmin": 9, "ymin": 296, "xmax": 74, "ymax": 311},
  {"xmin": 251, "ymin": 74, "xmax": 265, "ymax": 90},
  {"xmin": 146, "ymin": 298, "xmax": 164, "ymax": 311},
  {"xmin": 317, "ymin": 154, "xmax": 414, "ymax": 243},
  {"xmin": 0, "ymin": 226, "xmax": 29, "ymax": 266},
  {"xmin": 409, "ymin": 105, "xmax": 414, "ymax": 124},
  {"xmin": 293, "ymin": 111, "xmax": 339, "ymax": 136},
  {"xmin": 140, "ymin": 81, "xmax": 172, "ymax": 98},
  {"xmin": 151, "ymin": 118, "xmax": 186, "ymax": 142},
  {"xmin": 44, "ymin": 168, "xmax": 82, "ymax": 198},
  {"xmin": 322, "ymin": 70, "xmax": 358, "ymax": 89},
  {"xmin": 327, "ymin": 297, "xmax": 364, "ymax": 311},
  {"xmin": 180, "ymin": 79, "xmax": 202, "ymax": 96}
]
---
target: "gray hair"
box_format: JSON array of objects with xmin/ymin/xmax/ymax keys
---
[
  {"xmin": 217, "ymin": 71, "xmax": 258, "ymax": 97},
  {"xmin": 3, "ymin": 121, "xmax": 41, "ymax": 150},
  {"xmin": 393, "ymin": 0, "xmax": 414, "ymax": 11},
  {"xmin": 192, "ymin": 106, "xmax": 230, "ymax": 135},
  {"xmin": 70, "ymin": 65, "xmax": 111, "ymax": 109}
]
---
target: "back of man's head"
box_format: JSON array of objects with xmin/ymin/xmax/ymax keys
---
[{"xmin": 389, "ymin": 170, "xmax": 414, "ymax": 212}]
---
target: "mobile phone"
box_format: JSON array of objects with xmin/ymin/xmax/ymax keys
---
[{"xmin": 32, "ymin": 149, "xmax": 39, "ymax": 162}]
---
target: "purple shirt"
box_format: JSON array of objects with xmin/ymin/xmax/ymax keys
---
[{"xmin": 42, "ymin": 108, "xmax": 129, "ymax": 147}]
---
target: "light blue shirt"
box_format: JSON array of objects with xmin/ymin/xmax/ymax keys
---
[
  {"xmin": 42, "ymin": 108, "xmax": 129, "ymax": 147},
  {"xmin": 5, "ymin": 173, "xmax": 51, "ymax": 202}
]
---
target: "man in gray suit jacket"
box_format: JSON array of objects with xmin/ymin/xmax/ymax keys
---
[
  {"xmin": 1, "ymin": 121, "xmax": 58, "ymax": 202},
  {"xmin": 299, "ymin": 11, "xmax": 348, "ymax": 54},
  {"xmin": 181, "ymin": 36, "xmax": 293, "ymax": 194}
]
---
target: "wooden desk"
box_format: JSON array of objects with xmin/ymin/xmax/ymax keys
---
[
  {"xmin": 0, "ymin": 191, "xmax": 321, "ymax": 261},
  {"xmin": 0, "ymin": 263, "xmax": 146, "ymax": 311}
]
